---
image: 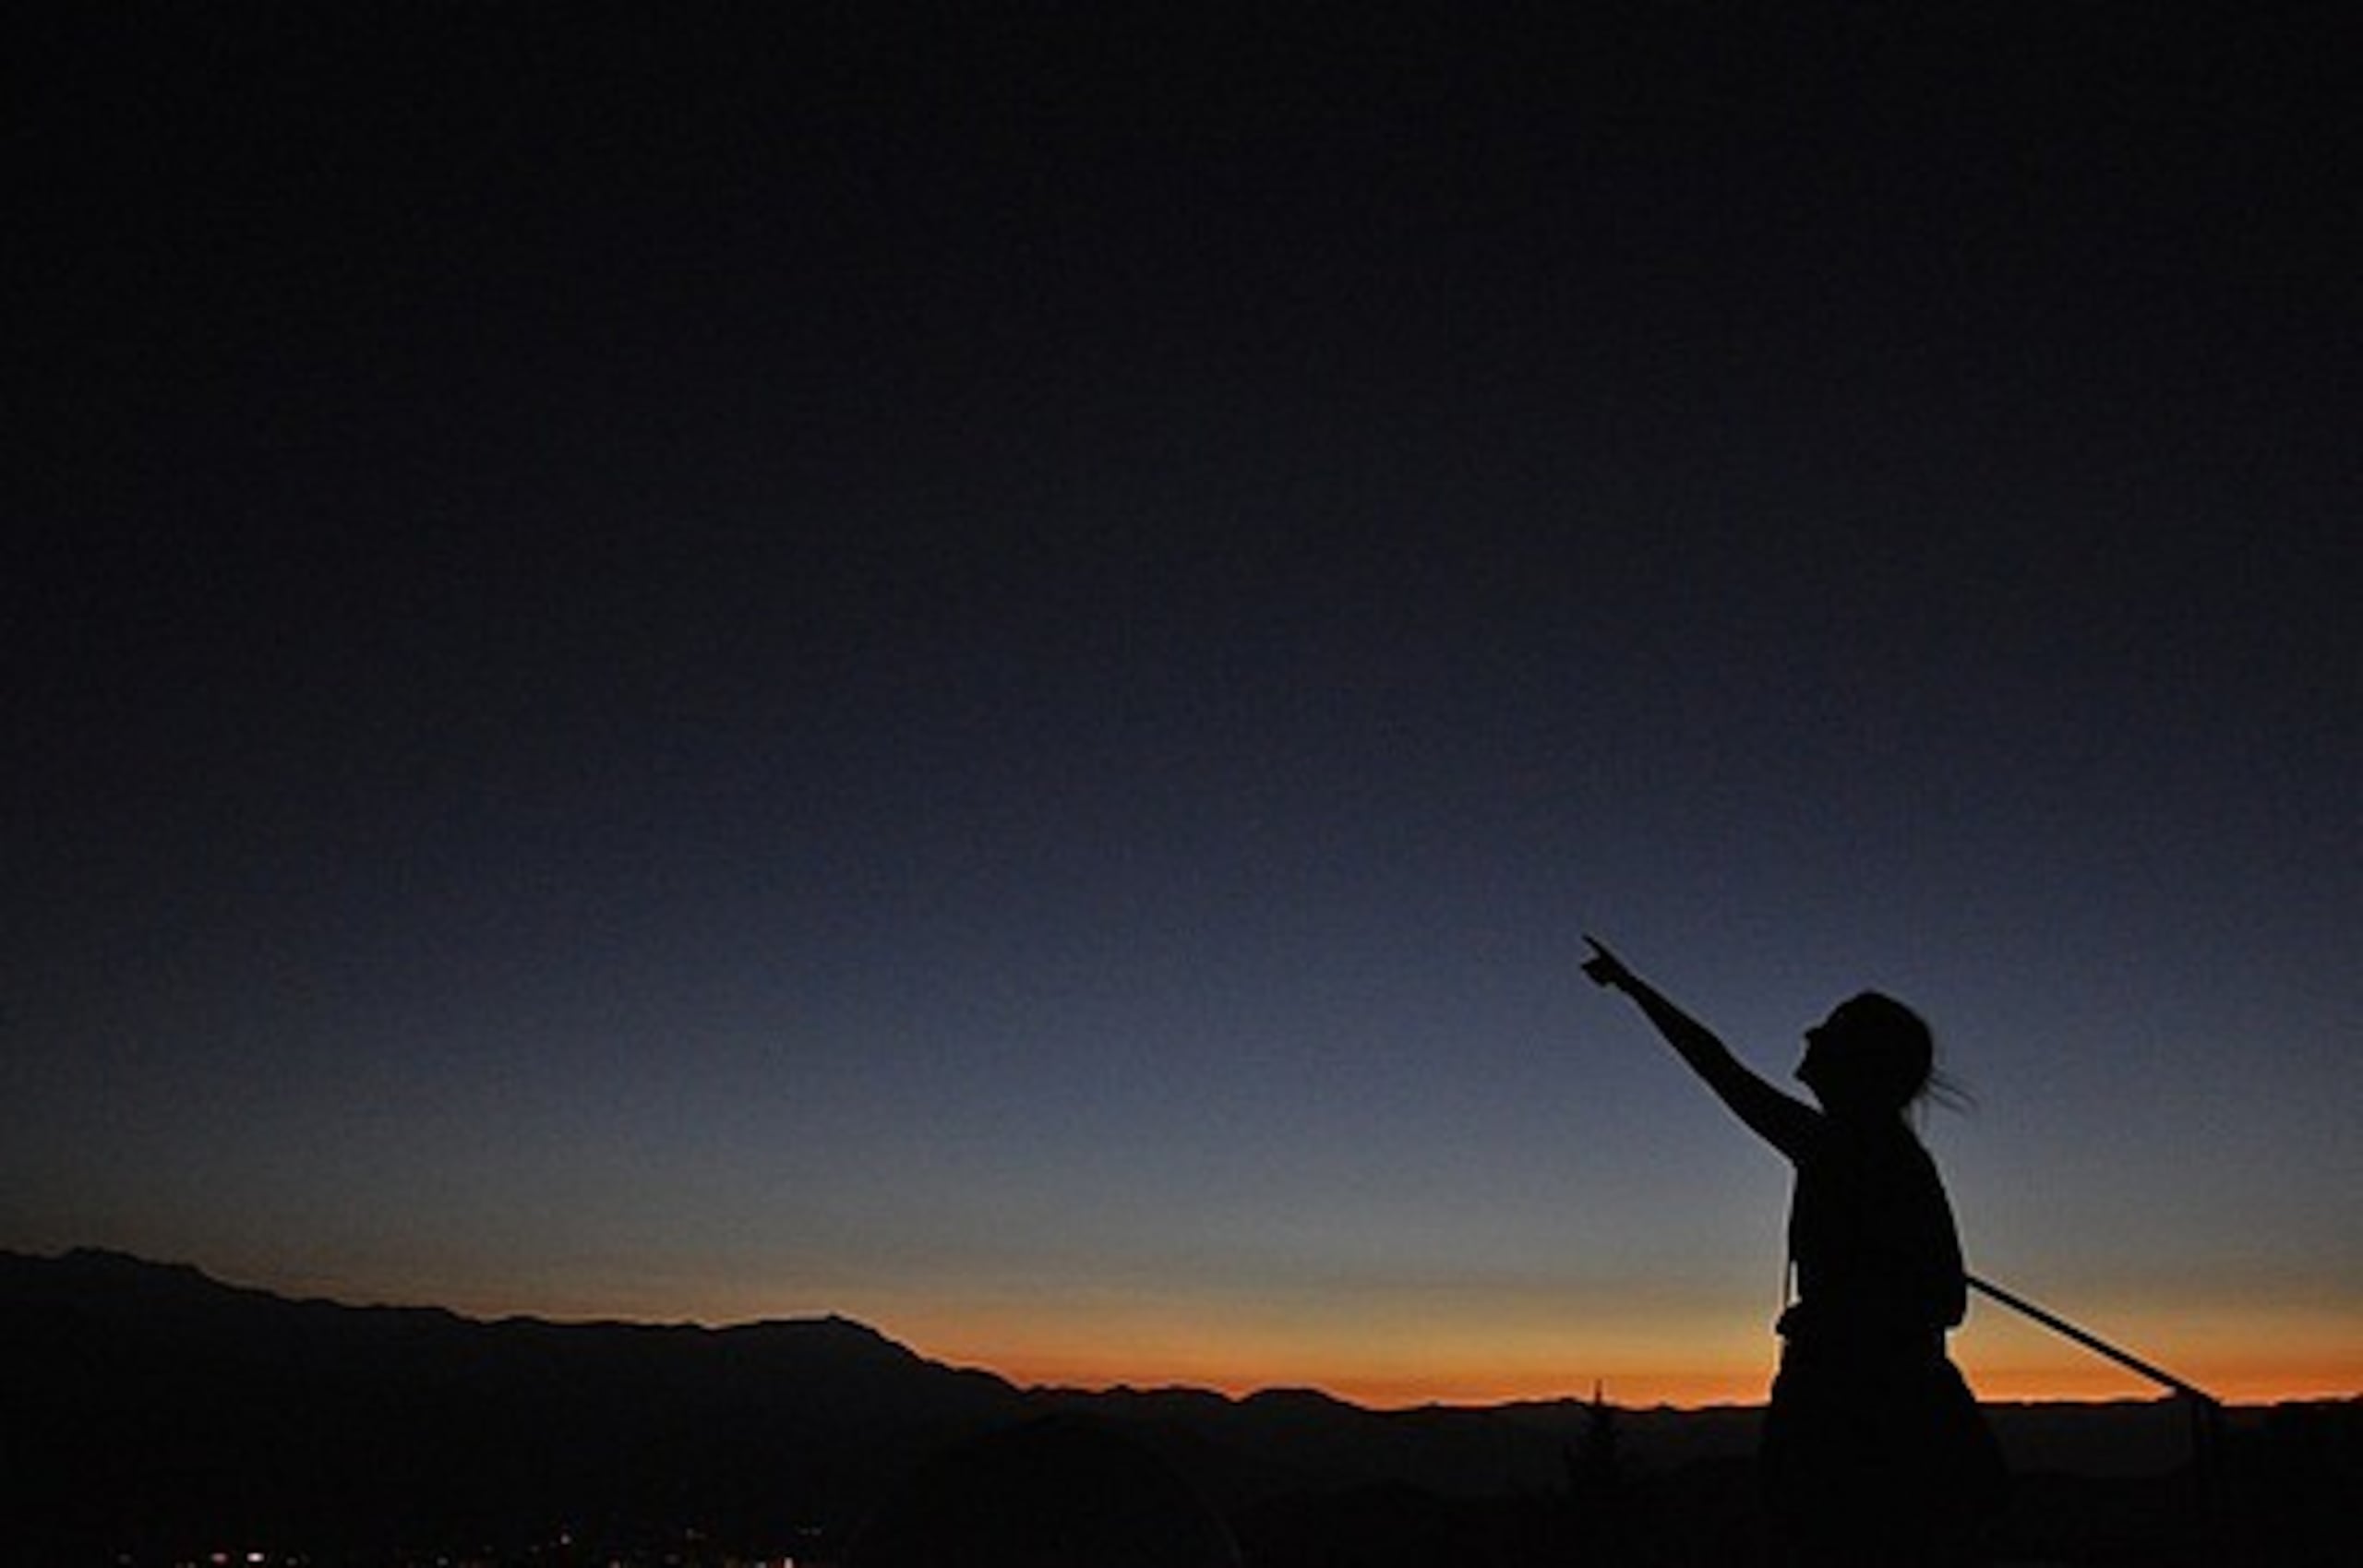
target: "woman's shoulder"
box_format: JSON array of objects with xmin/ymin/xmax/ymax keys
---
[{"xmin": 1810, "ymin": 1117, "xmax": 1937, "ymax": 1171}]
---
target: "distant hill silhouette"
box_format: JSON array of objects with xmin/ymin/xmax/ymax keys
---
[
  {"xmin": 3, "ymin": 1249, "xmax": 1021, "ymax": 1561},
  {"xmin": 5, "ymin": 1250, "xmax": 2353, "ymax": 1565}
]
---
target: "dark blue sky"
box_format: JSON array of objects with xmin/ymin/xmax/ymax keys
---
[{"xmin": 7, "ymin": 5, "xmax": 2356, "ymax": 1402}]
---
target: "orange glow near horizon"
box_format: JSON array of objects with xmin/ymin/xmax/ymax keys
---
[
  {"xmin": 899, "ymin": 1308, "xmax": 2363, "ymax": 1410},
  {"xmin": 271, "ymin": 1263, "xmax": 2361, "ymax": 1413},
  {"xmin": 950, "ymin": 1343, "xmax": 1773, "ymax": 1411},
  {"xmin": 1951, "ymin": 1293, "xmax": 2363, "ymax": 1408},
  {"xmin": 868, "ymin": 1288, "xmax": 1773, "ymax": 1409},
  {"xmin": 954, "ymin": 1344, "xmax": 2363, "ymax": 1411},
  {"xmin": 896, "ymin": 1291, "xmax": 2363, "ymax": 1409},
  {"xmin": 956, "ymin": 1350, "xmax": 2362, "ymax": 1412}
]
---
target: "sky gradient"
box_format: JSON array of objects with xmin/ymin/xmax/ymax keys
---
[{"xmin": 9, "ymin": 6, "xmax": 2357, "ymax": 1406}]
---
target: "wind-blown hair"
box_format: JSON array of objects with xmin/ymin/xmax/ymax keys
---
[{"xmin": 1841, "ymin": 990, "xmax": 1972, "ymax": 1117}]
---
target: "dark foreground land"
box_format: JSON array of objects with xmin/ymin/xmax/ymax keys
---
[{"xmin": 5, "ymin": 1251, "xmax": 2352, "ymax": 1566}]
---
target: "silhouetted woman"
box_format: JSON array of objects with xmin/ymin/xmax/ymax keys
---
[{"xmin": 1581, "ymin": 937, "xmax": 2005, "ymax": 1567}]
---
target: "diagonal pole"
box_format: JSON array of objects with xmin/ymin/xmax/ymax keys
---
[
  {"xmin": 1965, "ymin": 1271, "xmax": 2227, "ymax": 1544},
  {"xmin": 1964, "ymin": 1273, "xmax": 2220, "ymax": 1408}
]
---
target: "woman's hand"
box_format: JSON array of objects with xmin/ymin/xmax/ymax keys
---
[{"xmin": 1580, "ymin": 935, "xmax": 1634, "ymax": 990}]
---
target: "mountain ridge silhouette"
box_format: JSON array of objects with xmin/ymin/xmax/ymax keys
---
[{"xmin": 6, "ymin": 1247, "xmax": 2351, "ymax": 1564}]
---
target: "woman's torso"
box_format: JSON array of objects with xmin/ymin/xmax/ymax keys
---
[{"xmin": 1783, "ymin": 1119, "xmax": 1965, "ymax": 1357}]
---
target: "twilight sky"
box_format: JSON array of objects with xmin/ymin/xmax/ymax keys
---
[{"xmin": 8, "ymin": 6, "xmax": 2357, "ymax": 1406}]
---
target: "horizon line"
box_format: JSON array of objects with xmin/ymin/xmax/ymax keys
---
[{"xmin": 18, "ymin": 1246, "xmax": 2357, "ymax": 1413}]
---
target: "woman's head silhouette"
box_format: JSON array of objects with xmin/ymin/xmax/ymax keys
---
[{"xmin": 1796, "ymin": 990, "xmax": 1933, "ymax": 1118}]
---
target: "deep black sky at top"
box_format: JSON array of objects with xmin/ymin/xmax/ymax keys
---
[
  {"xmin": 18, "ymin": 2, "xmax": 2352, "ymax": 866},
  {"xmin": 7, "ymin": 5, "xmax": 2358, "ymax": 1391}
]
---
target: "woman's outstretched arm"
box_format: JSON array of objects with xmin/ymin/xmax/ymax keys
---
[{"xmin": 1582, "ymin": 936, "xmax": 1818, "ymax": 1161}]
